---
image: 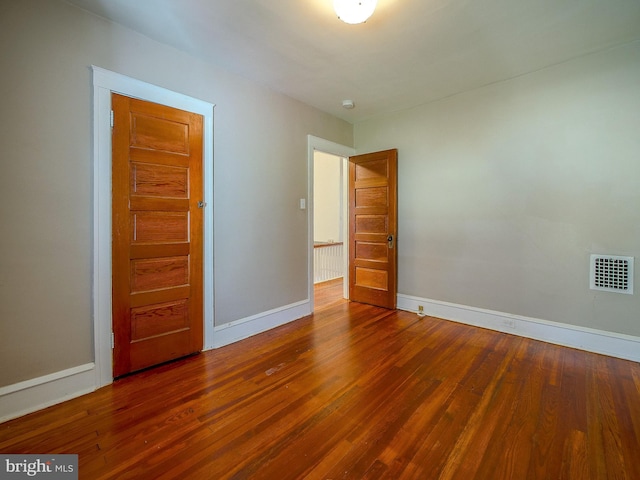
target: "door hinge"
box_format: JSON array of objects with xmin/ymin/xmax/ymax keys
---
[
  {"xmin": 110, "ymin": 110, "xmax": 114, "ymax": 128},
  {"xmin": 111, "ymin": 332, "xmax": 115, "ymax": 349}
]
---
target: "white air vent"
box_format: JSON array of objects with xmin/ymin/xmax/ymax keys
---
[{"xmin": 590, "ymin": 254, "xmax": 634, "ymax": 294}]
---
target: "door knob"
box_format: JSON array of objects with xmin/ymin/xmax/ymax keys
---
[{"xmin": 387, "ymin": 235, "xmax": 394, "ymax": 249}]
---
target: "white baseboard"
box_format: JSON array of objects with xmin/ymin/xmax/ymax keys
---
[
  {"xmin": 0, "ymin": 363, "xmax": 96, "ymax": 424},
  {"xmin": 5, "ymin": 296, "xmax": 634, "ymax": 424},
  {"xmin": 211, "ymin": 300, "xmax": 311, "ymax": 349},
  {"xmin": 0, "ymin": 301, "xmax": 311, "ymax": 423},
  {"xmin": 397, "ymin": 294, "xmax": 640, "ymax": 363}
]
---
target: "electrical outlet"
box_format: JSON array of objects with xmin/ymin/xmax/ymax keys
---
[{"xmin": 503, "ymin": 318, "xmax": 516, "ymax": 329}]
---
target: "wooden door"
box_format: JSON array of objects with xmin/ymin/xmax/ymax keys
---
[
  {"xmin": 112, "ymin": 93, "xmax": 204, "ymax": 377},
  {"xmin": 349, "ymin": 149, "xmax": 398, "ymax": 309}
]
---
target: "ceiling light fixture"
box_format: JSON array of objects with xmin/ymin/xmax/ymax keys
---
[{"xmin": 334, "ymin": 0, "xmax": 377, "ymax": 25}]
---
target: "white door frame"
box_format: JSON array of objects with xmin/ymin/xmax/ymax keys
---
[
  {"xmin": 307, "ymin": 135, "xmax": 354, "ymax": 311},
  {"xmin": 92, "ymin": 66, "xmax": 215, "ymax": 388}
]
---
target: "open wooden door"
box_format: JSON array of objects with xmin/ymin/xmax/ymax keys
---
[
  {"xmin": 348, "ymin": 149, "xmax": 398, "ymax": 309},
  {"xmin": 111, "ymin": 93, "xmax": 204, "ymax": 377}
]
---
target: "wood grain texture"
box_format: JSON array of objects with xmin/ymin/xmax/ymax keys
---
[
  {"xmin": 349, "ymin": 149, "xmax": 397, "ymax": 309},
  {"xmin": 130, "ymin": 256, "xmax": 190, "ymax": 293},
  {"xmin": 355, "ymin": 215, "xmax": 387, "ymax": 235},
  {"xmin": 130, "ymin": 163, "xmax": 189, "ymax": 198},
  {"xmin": 131, "ymin": 212, "xmax": 189, "ymax": 244},
  {"xmin": 1, "ymin": 287, "xmax": 639, "ymax": 479},
  {"xmin": 112, "ymin": 93, "xmax": 203, "ymax": 377}
]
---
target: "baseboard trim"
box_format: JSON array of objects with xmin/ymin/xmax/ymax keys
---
[
  {"xmin": 0, "ymin": 363, "xmax": 96, "ymax": 424},
  {"xmin": 0, "ymin": 301, "xmax": 312, "ymax": 422},
  {"xmin": 5, "ymin": 296, "xmax": 635, "ymax": 423},
  {"xmin": 212, "ymin": 300, "xmax": 311, "ymax": 349},
  {"xmin": 397, "ymin": 294, "xmax": 640, "ymax": 363}
]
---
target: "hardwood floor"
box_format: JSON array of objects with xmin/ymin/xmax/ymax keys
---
[
  {"xmin": 314, "ymin": 278, "xmax": 345, "ymax": 310},
  {"xmin": 1, "ymin": 283, "xmax": 639, "ymax": 479}
]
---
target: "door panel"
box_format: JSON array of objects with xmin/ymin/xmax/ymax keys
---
[
  {"xmin": 355, "ymin": 267, "xmax": 388, "ymax": 289},
  {"xmin": 355, "ymin": 187, "xmax": 388, "ymax": 207},
  {"xmin": 131, "ymin": 163, "xmax": 189, "ymax": 198},
  {"xmin": 112, "ymin": 93, "xmax": 203, "ymax": 377},
  {"xmin": 131, "ymin": 300, "xmax": 190, "ymax": 341},
  {"xmin": 131, "ymin": 212, "xmax": 189, "ymax": 243},
  {"xmin": 355, "ymin": 215, "xmax": 387, "ymax": 234},
  {"xmin": 130, "ymin": 256, "xmax": 190, "ymax": 292},
  {"xmin": 349, "ymin": 149, "xmax": 397, "ymax": 309}
]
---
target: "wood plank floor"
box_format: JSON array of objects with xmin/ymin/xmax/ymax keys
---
[{"xmin": 1, "ymin": 281, "xmax": 639, "ymax": 479}]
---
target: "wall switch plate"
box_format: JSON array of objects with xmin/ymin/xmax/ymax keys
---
[{"xmin": 299, "ymin": 198, "xmax": 306, "ymax": 210}]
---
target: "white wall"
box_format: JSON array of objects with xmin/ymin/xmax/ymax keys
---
[
  {"xmin": 313, "ymin": 151, "xmax": 342, "ymax": 243},
  {"xmin": 355, "ymin": 41, "xmax": 640, "ymax": 338},
  {"xmin": 0, "ymin": 0, "xmax": 352, "ymax": 387}
]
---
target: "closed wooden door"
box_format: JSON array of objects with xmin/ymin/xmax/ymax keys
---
[
  {"xmin": 112, "ymin": 93, "xmax": 204, "ymax": 377},
  {"xmin": 349, "ymin": 149, "xmax": 398, "ymax": 309}
]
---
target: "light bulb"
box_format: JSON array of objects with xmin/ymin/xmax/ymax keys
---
[{"xmin": 333, "ymin": 0, "xmax": 377, "ymax": 24}]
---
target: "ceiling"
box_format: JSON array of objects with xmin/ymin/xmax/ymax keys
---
[{"xmin": 65, "ymin": 0, "xmax": 640, "ymax": 123}]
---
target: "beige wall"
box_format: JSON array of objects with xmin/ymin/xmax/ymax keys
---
[
  {"xmin": 355, "ymin": 41, "xmax": 640, "ymax": 337},
  {"xmin": 2, "ymin": 0, "xmax": 637, "ymax": 392},
  {"xmin": 0, "ymin": 0, "xmax": 352, "ymax": 386},
  {"xmin": 314, "ymin": 152, "xmax": 342, "ymax": 243}
]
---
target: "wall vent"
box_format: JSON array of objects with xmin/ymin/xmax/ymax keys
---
[{"xmin": 590, "ymin": 254, "xmax": 634, "ymax": 294}]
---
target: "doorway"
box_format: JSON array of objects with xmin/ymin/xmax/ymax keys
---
[
  {"xmin": 307, "ymin": 136, "xmax": 354, "ymax": 312},
  {"xmin": 92, "ymin": 66, "xmax": 214, "ymax": 387},
  {"xmin": 308, "ymin": 138, "xmax": 399, "ymax": 312},
  {"xmin": 313, "ymin": 151, "xmax": 347, "ymax": 308}
]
